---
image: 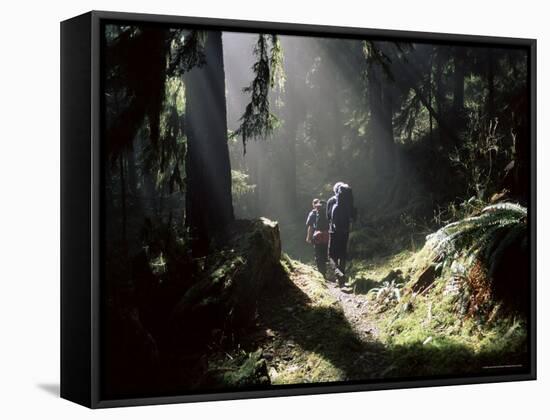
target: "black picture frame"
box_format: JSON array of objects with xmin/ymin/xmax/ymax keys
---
[{"xmin": 61, "ymin": 10, "xmax": 537, "ymax": 409}]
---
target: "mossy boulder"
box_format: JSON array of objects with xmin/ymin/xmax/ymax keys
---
[{"xmin": 170, "ymin": 218, "xmax": 282, "ymax": 348}]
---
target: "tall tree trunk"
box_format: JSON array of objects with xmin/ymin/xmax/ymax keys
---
[
  {"xmin": 119, "ymin": 155, "xmax": 127, "ymax": 242},
  {"xmin": 434, "ymin": 51, "xmax": 445, "ymax": 145},
  {"xmin": 428, "ymin": 53, "xmax": 434, "ymax": 143},
  {"xmin": 486, "ymin": 49, "xmax": 495, "ymax": 120},
  {"xmin": 184, "ymin": 31, "xmax": 234, "ymax": 256},
  {"xmin": 127, "ymin": 144, "xmax": 138, "ymax": 206},
  {"xmin": 452, "ymin": 47, "xmax": 466, "ymax": 133},
  {"xmin": 368, "ymin": 62, "xmax": 395, "ymax": 189}
]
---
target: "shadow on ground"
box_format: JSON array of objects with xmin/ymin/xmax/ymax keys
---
[
  {"xmin": 258, "ymin": 266, "xmax": 388, "ymax": 381},
  {"xmin": 255, "ymin": 262, "xmax": 529, "ymax": 383}
]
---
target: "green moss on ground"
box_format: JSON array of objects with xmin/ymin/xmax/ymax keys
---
[{"xmin": 353, "ymin": 243, "xmax": 529, "ymax": 377}]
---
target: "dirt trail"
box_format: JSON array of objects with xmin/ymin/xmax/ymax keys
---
[
  {"xmin": 255, "ymin": 261, "xmax": 389, "ymax": 384},
  {"xmin": 325, "ymin": 281, "xmax": 380, "ymax": 342}
]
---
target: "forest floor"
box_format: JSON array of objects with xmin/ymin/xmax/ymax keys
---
[
  {"xmin": 212, "ymin": 251, "xmax": 528, "ymax": 387},
  {"xmin": 252, "ymin": 259, "xmax": 392, "ymax": 384},
  {"xmin": 206, "ymin": 227, "xmax": 528, "ymax": 387}
]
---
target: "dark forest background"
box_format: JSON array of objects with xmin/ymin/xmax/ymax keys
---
[{"xmin": 101, "ymin": 24, "xmax": 530, "ymax": 399}]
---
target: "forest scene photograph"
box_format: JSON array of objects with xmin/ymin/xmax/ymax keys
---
[{"xmin": 101, "ymin": 21, "xmax": 532, "ymax": 399}]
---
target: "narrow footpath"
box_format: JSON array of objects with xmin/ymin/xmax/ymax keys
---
[{"xmin": 255, "ymin": 260, "xmax": 391, "ymax": 384}]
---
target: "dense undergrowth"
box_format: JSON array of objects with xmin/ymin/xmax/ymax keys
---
[{"xmin": 345, "ymin": 201, "xmax": 529, "ymax": 377}]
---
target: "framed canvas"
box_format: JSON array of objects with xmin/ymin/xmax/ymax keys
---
[{"xmin": 60, "ymin": 10, "xmax": 536, "ymax": 408}]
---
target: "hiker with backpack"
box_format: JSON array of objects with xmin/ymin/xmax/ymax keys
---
[
  {"xmin": 306, "ymin": 198, "xmax": 329, "ymax": 277},
  {"xmin": 327, "ymin": 182, "xmax": 355, "ymax": 286}
]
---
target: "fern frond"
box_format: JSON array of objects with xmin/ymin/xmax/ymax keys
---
[{"xmin": 427, "ymin": 203, "xmax": 527, "ymax": 268}]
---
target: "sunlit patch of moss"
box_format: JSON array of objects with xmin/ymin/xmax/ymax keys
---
[
  {"xmin": 290, "ymin": 260, "xmax": 337, "ymax": 308},
  {"xmin": 349, "ymin": 249, "xmax": 416, "ymax": 283},
  {"xmin": 280, "ymin": 252, "xmax": 296, "ymax": 275},
  {"xmin": 364, "ymin": 252, "xmax": 528, "ymax": 375},
  {"xmin": 271, "ymin": 350, "xmax": 343, "ymax": 385}
]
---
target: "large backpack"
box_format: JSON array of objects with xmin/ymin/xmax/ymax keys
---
[{"xmin": 331, "ymin": 184, "xmax": 355, "ymax": 229}]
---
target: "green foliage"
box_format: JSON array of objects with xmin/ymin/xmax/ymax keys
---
[
  {"xmin": 234, "ymin": 34, "xmax": 285, "ymax": 152},
  {"xmin": 104, "ymin": 25, "xmax": 169, "ymax": 157},
  {"xmin": 230, "ymin": 169, "xmax": 257, "ymax": 218},
  {"xmin": 427, "ymin": 202, "xmax": 527, "ymax": 267},
  {"xmin": 368, "ymin": 279, "xmax": 403, "ymax": 311},
  {"xmin": 432, "ymin": 195, "xmax": 486, "ymax": 227},
  {"xmin": 168, "ymin": 30, "xmax": 207, "ymax": 75},
  {"xmin": 394, "ymin": 88, "xmax": 432, "ymax": 144},
  {"xmin": 231, "ymin": 169, "xmax": 256, "ymax": 197},
  {"xmin": 141, "ymin": 76, "xmax": 187, "ymax": 194},
  {"xmin": 220, "ymin": 350, "xmax": 270, "ymax": 387}
]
